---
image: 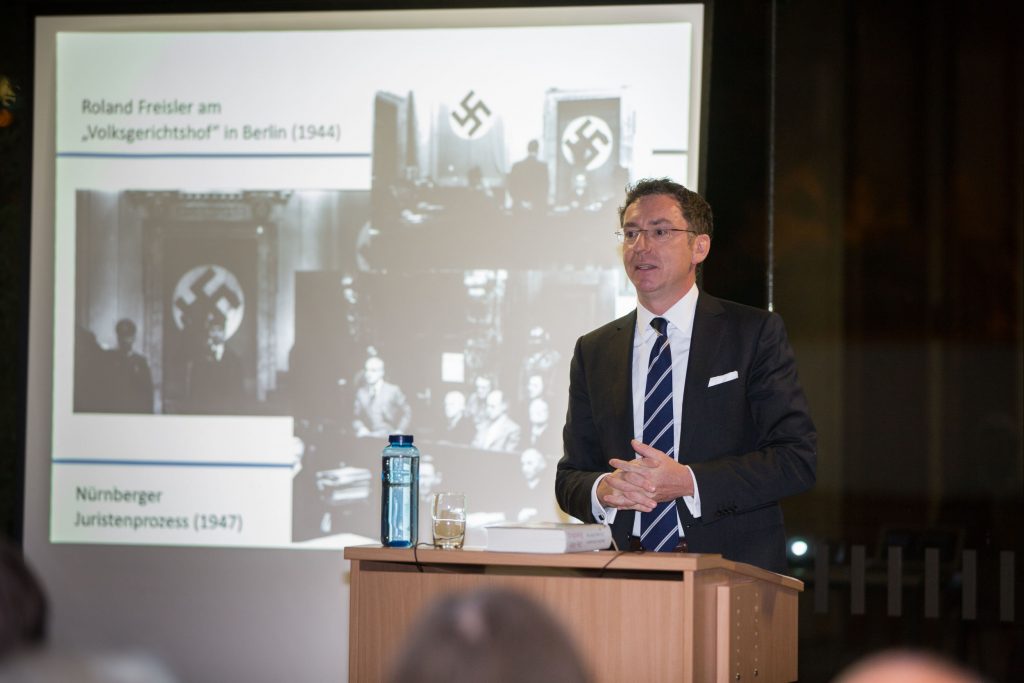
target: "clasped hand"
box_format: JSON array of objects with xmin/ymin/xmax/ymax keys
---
[{"xmin": 597, "ymin": 439, "xmax": 694, "ymax": 512}]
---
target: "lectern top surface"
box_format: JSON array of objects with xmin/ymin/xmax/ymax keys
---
[{"xmin": 344, "ymin": 545, "xmax": 804, "ymax": 591}]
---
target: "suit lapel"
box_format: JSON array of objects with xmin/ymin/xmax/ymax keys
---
[
  {"xmin": 608, "ymin": 311, "xmax": 637, "ymax": 452},
  {"xmin": 608, "ymin": 311, "xmax": 637, "ymax": 544},
  {"xmin": 678, "ymin": 293, "xmax": 725, "ymax": 460}
]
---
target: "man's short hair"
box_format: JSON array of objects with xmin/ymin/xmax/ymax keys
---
[
  {"xmin": 389, "ymin": 587, "xmax": 589, "ymax": 683},
  {"xmin": 618, "ymin": 177, "xmax": 714, "ymax": 238}
]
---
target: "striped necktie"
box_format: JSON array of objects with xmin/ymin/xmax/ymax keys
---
[{"xmin": 639, "ymin": 317, "xmax": 681, "ymax": 552}]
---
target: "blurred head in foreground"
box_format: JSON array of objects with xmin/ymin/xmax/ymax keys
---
[
  {"xmin": 832, "ymin": 649, "xmax": 988, "ymax": 683},
  {"xmin": 0, "ymin": 542, "xmax": 47, "ymax": 661},
  {"xmin": 389, "ymin": 587, "xmax": 590, "ymax": 683}
]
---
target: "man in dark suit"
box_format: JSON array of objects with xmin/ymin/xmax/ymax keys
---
[
  {"xmin": 507, "ymin": 139, "xmax": 549, "ymax": 212},
  {"xmin": 555, "ymin": 178, "xmax": 816, "ymax": 573},
  {"xmin": 352, "ymin": 356, "xmax": 412, "ymax": 438},
  {"xmin": 102, "ymin": 318, "xmax": 154, "ymax": 413}
]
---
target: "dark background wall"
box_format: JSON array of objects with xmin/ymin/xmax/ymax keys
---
[
  {"xmin": 0, "ymin": 0, "xmax": 31, "ymax": 547},
  {"xmin": 2, "ymin": 1, "xmax": 1022, "ymax": 680},
  {"xmin": 707, "ymin": 2, "xmax": 1023, "ymax": 679}
]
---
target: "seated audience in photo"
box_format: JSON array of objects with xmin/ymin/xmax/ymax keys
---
[
  {"xmin": 520, "ymin": 326, "xmax": 560, "ymax": 388},
  {"xmin": 472, "ymin": 390, "xmax": 521, "ymax": 452},
  {"xmin": 516, "ymin": 448, "xmax": 551, "ymax": 523},
  {"xmin": 442, "ymin": 390, "xmax": 475, "ymax": 444},
  {"xmin": 465, "ymin": 374, "xmax": 493, "ymax": 430},
  {"xmin": 388, "ymin": 587, "xmax": 590, "ymax": 683},
  {"xmin": 526, "ymin": 397, "xmax": 554, "ymax": 452},
  {"xmin": 525, "ymin": 373, "xmax": 545, "ymax": 402}
]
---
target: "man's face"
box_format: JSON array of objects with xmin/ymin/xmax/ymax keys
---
[
  {"xmin": 117, "ymin": 329, "xmax": 135, "ymax": 353},
  {"xmin": 444, "ymin": 392, "xmax": 465, "ymax": 419},
  {"xmin": 475, "ymin": 377, "xmax": 492, "ymax": 398},
  {"xmin": 364, "ymin": 358, "xmax": 384, "ymax": 384},
  {"xmin": 485, "ymin": 391, "xmax": 506, "ymax": 420},
  {"xmin": 621, "ymin": 194, "xmax": 708, "ymax": 313},
  {"xmin": 521, "ymin": 449, "xmax": 545, "ymax": 480},
  {"xmin": 207, "ymin": 320, "xmax": 226, "ymax": 346}
]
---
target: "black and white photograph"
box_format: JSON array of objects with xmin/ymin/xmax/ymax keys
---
[
  {"xmin": 69, "ymin": 77, "xmax": 652, "ymax": 543},
  {"xmin": 286, "ymin": 84, "xmax": 647, "ymax": 542}
]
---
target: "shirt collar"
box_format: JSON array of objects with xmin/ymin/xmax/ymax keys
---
[{"xmin": 635, "ymin": 285, "xmax": 699, "ymax": 342}]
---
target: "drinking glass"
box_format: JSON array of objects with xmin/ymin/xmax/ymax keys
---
[{"xmin": 431, "ymin": 492, "xmax": 466, "ymax": 549}]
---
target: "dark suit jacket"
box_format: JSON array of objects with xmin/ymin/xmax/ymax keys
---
[{"xmin": 555, "ymin": 292, "xmax": 816, "ymax": 573}]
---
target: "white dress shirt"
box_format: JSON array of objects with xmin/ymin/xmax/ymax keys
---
[{"xmin": 590, "ymin": 285, "xmax": 703, "ymax": 533}]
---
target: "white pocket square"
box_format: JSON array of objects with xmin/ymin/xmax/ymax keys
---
[{"xmin": 707, "ymin": 371, "xmax": 739, "ymax": 387}]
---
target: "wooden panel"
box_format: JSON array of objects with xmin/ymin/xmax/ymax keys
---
[
  {"xmin": 716, "ymin": 580, "xmax": 800, "ymax": 683},
  {"xmin": 691, "ymin": 568, "xmax": 734, "ymax": 682},
  {"xmin": 345, "ymin": 546, "xmax": 803, "ymax": 683},
  {"xmin": 350, "ymin": 564, "xmax": 688, "ymax": 683}
]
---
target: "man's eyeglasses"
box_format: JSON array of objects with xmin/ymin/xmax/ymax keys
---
[{"xmin": 614, "ymin": 227, "xmax": 698, "ymax": 245}]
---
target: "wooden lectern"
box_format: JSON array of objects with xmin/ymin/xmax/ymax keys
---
[{"xmin": 345, "ymin": 546, "xmax": 802, "ymax": 683}]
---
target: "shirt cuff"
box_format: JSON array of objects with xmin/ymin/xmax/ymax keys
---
[
  {"xmin": 682, "ymin": 466, "xmax": 701, "ymax": 518},
  {"xmin": 590, "ymin": 473, "xmax": 617, "ymax": 525}
]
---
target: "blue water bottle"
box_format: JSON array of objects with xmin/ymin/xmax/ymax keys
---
[{"xmin": 380, "ymin": 434, "xmax": 419, "ymax": 547}]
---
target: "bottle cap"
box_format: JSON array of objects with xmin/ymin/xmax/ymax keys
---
[{"xmin": 388, "ymin": 434, "xmax": 414, "ymax": 445}]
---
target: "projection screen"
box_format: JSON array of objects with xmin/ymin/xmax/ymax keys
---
[{"xmin": 26, "ymin": 5, "xmax": 705, "ymax": 681}]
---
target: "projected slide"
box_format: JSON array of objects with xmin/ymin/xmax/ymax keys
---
[{"xmin": 46, "ymin": 7, "xmax": 703, "ymax": 548}]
